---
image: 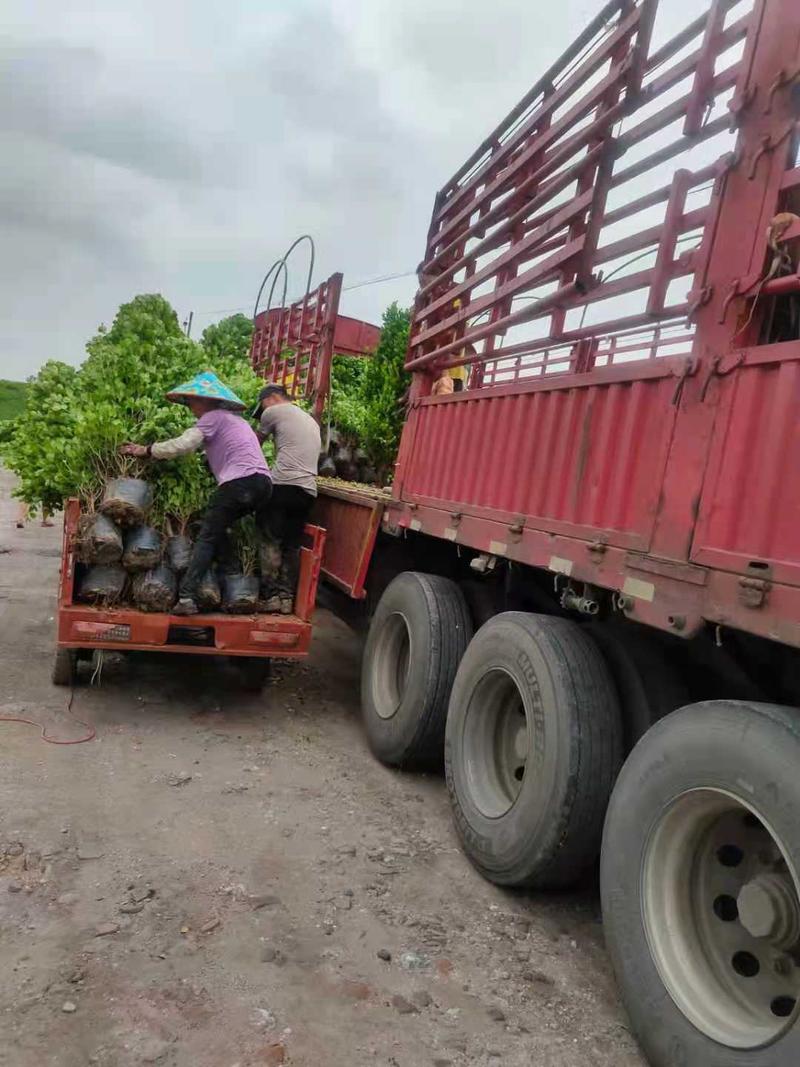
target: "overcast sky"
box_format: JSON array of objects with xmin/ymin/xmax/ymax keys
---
[{"xmin": 3, "ymin": 0, "xmax": 704, "ymax": 380}]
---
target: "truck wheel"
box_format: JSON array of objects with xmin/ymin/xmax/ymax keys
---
[
  {"xmin": 586, "ymin": 619, "xmax": 688, "ymax": 751},
  {"xmin": 52, "ymin": 647, "xmax": 77, "ymax": 687},
  {"xmin": 601, "ymin": 701, "xmax": 800, "ymax": 1066},
  {"xmin": 361, "ymin": 572, "xmax": 472, "ymax": 769},
  {"xmin": 445, "ymin": 612, "xmax": 622, "ymax": 888},
  {"xmin": 236, "ymin": 657, "xmax": 272, "ymax": 692}
]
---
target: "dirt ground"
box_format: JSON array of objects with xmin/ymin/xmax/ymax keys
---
[{"xmin": 0, "ymin": 468, "xmax": 646, "ymax": 1067}]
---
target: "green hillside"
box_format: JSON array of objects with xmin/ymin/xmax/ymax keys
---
[{"xmin": 0, "ymin": 380, "xmax": 29, "ymax": 422}]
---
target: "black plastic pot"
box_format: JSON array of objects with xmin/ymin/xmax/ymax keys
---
[
  {"xmin": 166, "ymin": 534, "xmax": 192, "ymax": 574},
  {"xmin": 223, "ymin": 573, "xmax": 259, "ymax": 614},
  {"xmin": 132, "ymin": 565, "xmax": 177, "ymax": 613},
  {"xmin": 99, "ymin": 477, "xmax": 153, "ymax": 527},
  {"xmin": 122, "ymin": 526, "xmax": 162, "ymax": 572},
  {"xmin": 77, "ymin": 564, "xmax": 127, "ymax": 605},
  {"xmin": 78, "ymin": 513, "xmax": 123, "ymax": 564},
  {"xmin": 318, "ymin": 454, "xmax": 337, "ymax": 478}
]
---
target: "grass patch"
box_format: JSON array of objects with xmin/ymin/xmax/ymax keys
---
[{"xmin": 0, "ymin": 380, "xmax": 29, "ymax": 422}]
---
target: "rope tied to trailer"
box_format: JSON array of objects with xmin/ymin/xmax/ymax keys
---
[{"xmin": 0, "ymin": 690, "xmax": 96, "ymax": 746}]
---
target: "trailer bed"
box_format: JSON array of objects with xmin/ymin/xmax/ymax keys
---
[{"xmin": 57, "ymin": 499, "xmax": 325, "ymax": 660}]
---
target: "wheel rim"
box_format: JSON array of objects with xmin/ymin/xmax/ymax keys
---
[
  {"xmin": 371, "ymin": 612, "xmax": 412, "ymax": 720},
  {"xmin": 461, "ymin": 668, "xmax": 528, "ymax": 818},
  {"xmin": 643, "ymin": 788, "xmax": 800, "ymax": 1049}
]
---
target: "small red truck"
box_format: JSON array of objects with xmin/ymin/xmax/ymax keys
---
[
  {"xmin": 305, "ymin": 2, "xmax": 800, "ymax": 1063},
  {"xmin": 54, "ymin": 499, "xmax": 326, "ymax": 689},
  {"xmin": 52, "ymin": 279, "xmax": 378, "ymax": 690}
]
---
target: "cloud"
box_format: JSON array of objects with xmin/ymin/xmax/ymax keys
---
[{"xmin": 2, "ymin": 0, "xmax": 701, "ymax": 379}]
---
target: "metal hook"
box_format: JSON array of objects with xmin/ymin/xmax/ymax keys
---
[
  {"xmin": 280, "ymin": 235, "xmax": 316, "ymax": 303},
  {"xmin": 252, "ymin": 258, "xmax": 288, "ymax": 323}
]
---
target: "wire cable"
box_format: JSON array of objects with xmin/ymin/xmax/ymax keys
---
[{"xmin": 0, "ymin": 688, "xmax": 96, "ymax": 745}]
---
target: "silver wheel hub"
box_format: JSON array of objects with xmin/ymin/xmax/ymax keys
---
[
  {"xmin": 512, "ymin": 723, "xmax": 528, "ymax": 762},
  {"xmin": 738, "ymin": 873, "xmax": 800, "ymax": 949},
  {"xmin": 461, "ymin": 668, "xmax": 529, "ymax": 819},
  {"xmin": 643, "ymin": 789, "xmax": 800, "ymax": 1049},
  {"xmin": 371, "ymin": 612, "xmax": 412, "ymax": 720}
]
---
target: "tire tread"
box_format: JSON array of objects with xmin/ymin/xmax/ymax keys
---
[
  {"xmin": 362, "ymin": 572, "xmax": 472, "ymax": 769},
  {"xmin": 446, "ymin": 612, "xmax": 622, "ymax": 888}
]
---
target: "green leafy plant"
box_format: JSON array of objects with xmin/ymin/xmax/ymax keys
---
[
  {"xmin": 322, "ymin": 304, "xmax": 410, "ymax": 482},
  {"xmin": 0, "ymin": 380, "xmax": 29, "ymax": 422},
  {"xmin": 2, "ymin": 295, "xmax": 264, "ymax": 527},
  {"xmin": 358, "ymin": 304, "xmax": 411, "ymax": 481},
  {"xmin": 327, "ymin": 355, "xmax": 367, "ymax": 446},
  {"xmin": 233, "ymin": 515, "xmax": 260, "ymax": 576},
  {"xmin": 200, "ymin": 314, "xmax": 254, "ymax": 366}
]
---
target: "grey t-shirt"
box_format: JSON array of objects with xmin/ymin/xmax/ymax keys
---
[{"xmin": 259, "ymin": 403, "xmax": 321, "ymax": 496}]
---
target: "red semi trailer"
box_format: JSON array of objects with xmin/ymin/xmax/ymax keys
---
[{"xmin": 307, "ymin": 2, "xmax": 800, "ymax": 1063}]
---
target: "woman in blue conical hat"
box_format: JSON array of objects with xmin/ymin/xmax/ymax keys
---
[{"xmin": 121, "ymin": 371, "xmax": 272, "ymax": 616}]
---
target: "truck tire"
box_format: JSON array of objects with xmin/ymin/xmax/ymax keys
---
[
  {"xmin": 586, "ymin": 619, "xmax": 689, "ymax": 751},
  {"xmin": 52, "ymin": 647, "xmax": 77, "ymax": 687},
  {"xmin": 601, "ymin": 701, "xmax": 800, "ymax": 1067},
  {"xmin": 445, "ymin": 612, "xmax": 622, "ymax": 888},
  {"xmin": 361, "ymin": 572, "xmax": 472, "ymax": 769},
  {"xmin": 235, "ymin": 657, "xmax": 272, "ymax": 692}
]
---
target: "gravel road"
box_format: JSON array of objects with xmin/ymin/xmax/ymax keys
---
[{"xmin": 0, "ymin": 468, "xmax": 645, "ymax": 1067}]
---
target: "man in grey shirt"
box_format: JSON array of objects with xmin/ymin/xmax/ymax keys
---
[{"xmin": 253, "ymin": 385, "xmax": 321, "ymax": 613}]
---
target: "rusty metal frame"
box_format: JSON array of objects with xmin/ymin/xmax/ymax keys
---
[{"xmin": 251, "ymin": 273, "xmax": 343, "ymax": 420}]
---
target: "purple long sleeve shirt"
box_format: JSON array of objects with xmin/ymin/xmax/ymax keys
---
[
  {"xmin": 151, "ymin": 409, "xmax": 269, "ymax": 486},
  {"xmin": 196, "ymin": 410, "xmax": 269, "ymax": 485}
]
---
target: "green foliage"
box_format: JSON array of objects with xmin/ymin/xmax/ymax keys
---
[
  {"xmin": 232, "ymin": 514, "xmax": 260, "ymax": 576},
  {"xmin": 320, "ymin": 305, "xmax": 410, "ymax": 481},
  {"xmin": 1, "ymin": 362, "xmax": 80, "ymax": 515},
  {"xmin": 337, "ymin": 304, "xmax": 410, "ymax": 480},
  {"xmin": 201, "ymin": 314, "xmax": 254, "ymax": 367},
  {"xmin": 2, "ymin": 294, "xmax": 264, "ymax": 525},
  {"xmin": 328, "ymin": 355, "xmax": 367, "ymax": 444},
  {"xmin": 0, "ymin": 380, "xmax": 29, "ymax": 422},
  {"xmin": 359, "ymin": 303, "xmax": 411, "ymax": 478}
]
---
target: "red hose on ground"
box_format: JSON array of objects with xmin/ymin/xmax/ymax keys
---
[{"xmin": 0, "ymin": 691, "xmax": 96, "ymax": 745}]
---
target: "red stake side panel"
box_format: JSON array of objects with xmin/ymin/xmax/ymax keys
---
[
  {"xmin": 251, "ymin": 273, "xmax": 343, "ymax": 420},
  {"xmin": 57, "ymin": 500, "xmax": 326, "ymax": 659},
  {"xmin": 250, "ymin": 276, "xmax": 380, "ymax": 420},
  {"xmin": 330, "ymin": 316, "xmax": 381, "ymax": 359},
  {"xmin": 312, "ymin": 485, "xmax": 385, "ymax": 599},
  {"xmin": 399, "ymin": 358, "xmax": 684, "ymax": 552},
  {"xmin": 389, "ymin": 0, "xmax": 800, "ymax": 648}
]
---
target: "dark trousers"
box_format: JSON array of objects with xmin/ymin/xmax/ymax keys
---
[
  {"xmin": 260, "ymin": 485, "xmax": 315, "ymax": 599},
  {"xmin": 181, "ymin": 474, "xmax": 272, "ymax": 600}
]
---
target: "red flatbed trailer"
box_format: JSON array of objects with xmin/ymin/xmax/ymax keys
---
[{"xmin": 314, "ymin": 3, "xmax": 800, "ymax": 1064}]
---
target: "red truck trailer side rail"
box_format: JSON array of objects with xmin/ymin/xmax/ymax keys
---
[
  {"xmin": 56, "ymin": 500, "xmax": 326, "ymax": 659},
  {"xmin": 250, "ymin": 273, "xmax": 380, "ymax": 418},
  {"xmin": 352, "ymin": 0, "xmax": 800, "ymax": 650}
]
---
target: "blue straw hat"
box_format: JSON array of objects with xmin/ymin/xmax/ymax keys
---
[{"xmin": 165, "ymin": 371, "xmax": 246, "ymax": 412}]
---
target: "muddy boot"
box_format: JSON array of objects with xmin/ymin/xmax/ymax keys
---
[{"xmin": 172, "ymin": 597, "xmax": 200, "ymax": 616}]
